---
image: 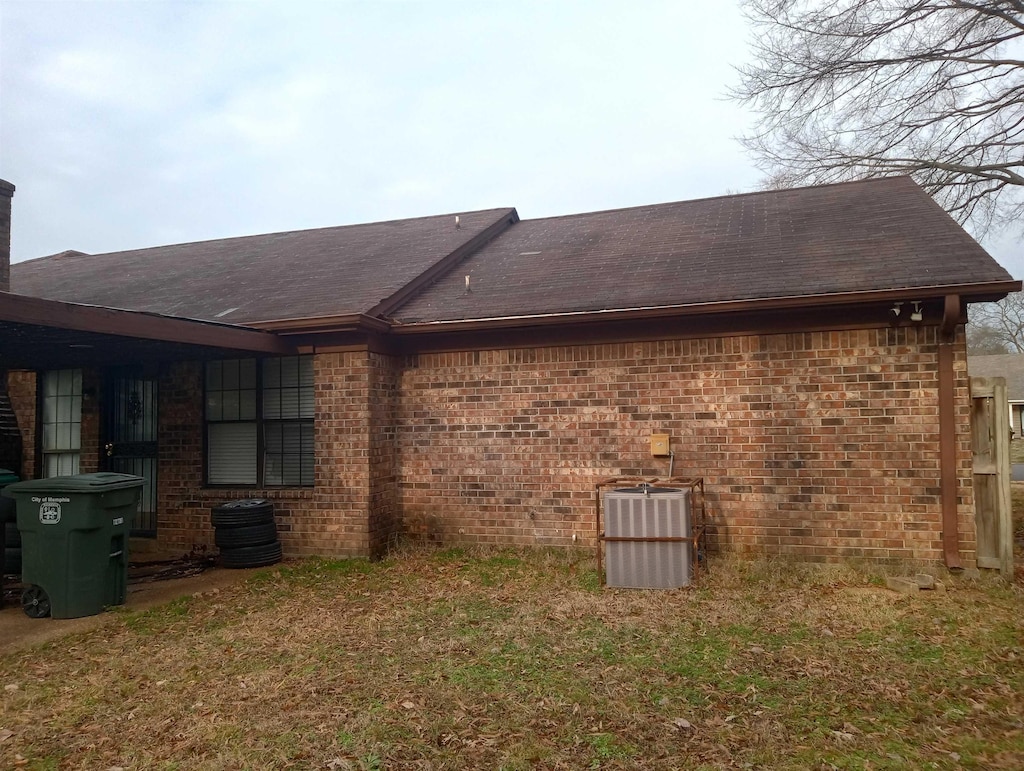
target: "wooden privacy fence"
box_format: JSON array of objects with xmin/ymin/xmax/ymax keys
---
[{"xmin": 970, "ymin": 376, "xmax": 1014, "ymax": 579}]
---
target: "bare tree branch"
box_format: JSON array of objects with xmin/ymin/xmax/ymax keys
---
[
  {"xmin": 970, "ymin": 292, "xmax": 1024, "ymax": 351},
  {"xmin": 734, "ymin": 0, "xmax": 1024, "ymax": 237},
  {"xmin": 967, "ymin": 320, "xmax": 1014, "ymax": 352}
]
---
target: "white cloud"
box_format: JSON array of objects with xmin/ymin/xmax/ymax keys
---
[
  {"xmin": 34, "ymin": 48, "xmax": 126, "ymax": 101},
  {"xmin": 2, "ymin": 1, "xmax": 763, "ymax": 261}
]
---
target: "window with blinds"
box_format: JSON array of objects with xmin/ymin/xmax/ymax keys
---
[
  {"xmin": 205, "ymin": 356, "xmax": 313, "ymax": 486},
  {"xmin": 262, "ymin": 357, "xmax": 314, "ymax": 486}
]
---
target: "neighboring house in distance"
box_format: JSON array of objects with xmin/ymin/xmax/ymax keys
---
[
  {"xmin": 1, "ymin": 176, "xmax": 1020, "ymax": 570},
  {"xmin": 968, "ymin": 353, "xmax": 1024, "ymax": 436}
]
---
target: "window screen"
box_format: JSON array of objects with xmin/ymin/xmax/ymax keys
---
[{"xmin": 205, "ymin": 356, "xmax": 313, "ymax": 486}]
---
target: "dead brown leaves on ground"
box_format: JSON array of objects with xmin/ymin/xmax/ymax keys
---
[{"xmin": 1, "ymin": 548, "xmax": 1022, "ymax": 770}]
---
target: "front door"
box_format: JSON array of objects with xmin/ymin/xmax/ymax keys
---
[{"xmin": 104, "ymin": 372, "xmax": 159, "ymax": 536}]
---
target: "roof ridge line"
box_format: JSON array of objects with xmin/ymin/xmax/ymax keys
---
[
  {"xmin": 15, "ymin": 207, "xmax": 520, "ymax": 264},
  {"xmin": 367, "ymin": 208, "xmax": 520, "ymax": 320},
  {"xmin": 516, "ymin": 176, "xmax": 916, "ymax": 225}
]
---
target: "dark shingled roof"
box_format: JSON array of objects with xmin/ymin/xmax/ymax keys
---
[
  {"xmin": 394, "ymin": 177, "xmax": 1014, "ymax": 323},
  {"xmin": 10, "ymin": 178, "xmax": 1014, "ymax": 329},
  {"xmin": 11, "ymin": 209, "xmax": 517, "ymax": 324},
  {"xmin": 968, "ymin": 353, "xmax": 1024, "ymax": 402}
]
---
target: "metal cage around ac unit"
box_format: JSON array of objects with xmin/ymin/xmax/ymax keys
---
[{"xmin": 596, "ymin": 477, "xmax": 706, "ymax": 589}]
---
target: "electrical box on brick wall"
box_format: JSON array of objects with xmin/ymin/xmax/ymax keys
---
[{"xmin": 650, "ymin": 433, "xmax": 671, "ymax": 456}]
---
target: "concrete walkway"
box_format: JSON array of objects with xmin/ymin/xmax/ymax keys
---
[{"xmin": 0, "ymin": 567, "xmax": 257, "ymax": 655}]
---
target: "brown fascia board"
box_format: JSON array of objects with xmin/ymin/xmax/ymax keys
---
[
  {"xmin": 365, "ymin": 208, "xmax": 520, "ymax": 320},
  {"xmin": 389, "ymin": 280, "xmax": 1022, "ymax": 336},
  {"xmin": 242, "ymin": 278, "xmax": 1018, "ymax": 341},
  {"xmin": 0, "ymin": 291, "xmax": 295, "ymax": 355},
  {"xmin": 249, "ymin": 313, "xmax": 391, "ymax": 335}
]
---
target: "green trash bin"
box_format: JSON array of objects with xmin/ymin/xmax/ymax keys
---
[{"xmin": 1, "ymin": 473, "xmax": 143, "ymax": 619}]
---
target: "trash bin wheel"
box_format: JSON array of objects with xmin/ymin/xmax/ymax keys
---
[{"xmin": 22, "ymin": 585, "xmax": 51, "ymax": 618}]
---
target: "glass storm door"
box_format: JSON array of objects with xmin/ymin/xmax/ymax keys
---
[{"xmin": 104, "ymin": 374, "xmax": 158, "ymax": 536}]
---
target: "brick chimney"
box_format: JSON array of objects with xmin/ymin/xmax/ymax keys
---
[
  {"xmin": 0, "ymin": 179, "xmax": 14, "ymax": 292},
  {"xmin": 0, "ymin": 179, "xmax": 22, "ymax": 476}
]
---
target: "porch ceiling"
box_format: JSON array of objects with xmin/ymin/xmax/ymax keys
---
[{"xmin": 0, "ymin": 292, "xmax": 295, "ymax": 370}]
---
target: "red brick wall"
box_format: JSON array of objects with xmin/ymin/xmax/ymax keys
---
[
  {"xmin": 397, "ymin": 326, "xmax": 975, "ymax": 566},
  {"xmin": 7, "ymin": 371, "xmax": 35, "ymax": 479},
  {"xmin": 79, "ymin": 369, "xmax": 101, "ymax": 474},
  {"xmin": 155, "ymin": 352, "xmax": 400, "ymax": 559},
  {"xmin": 310, "ymin": 350, "xmax": 374, "ymax": 556},
  {"xmin": 156, "ymin": 361, "xmax": 314, "ymax": 556},
  {"xmin": 7, "ymin": 323, "xmax": 977, "ymax": 568}
]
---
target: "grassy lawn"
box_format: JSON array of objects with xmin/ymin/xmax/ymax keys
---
[
  {"xmin": 1, "ymin": 549, "xmax": 1022, "ymax": 770},
  {"xmin": 1011, "ymin": 483, "xmax": 1024, "ymax": 569}
]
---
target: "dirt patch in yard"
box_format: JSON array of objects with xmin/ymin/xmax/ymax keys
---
[
  {"xmin": 0, "ymin": 565, "xmax": 257, "ymax": 656},
  {"xmin": 2, "ymin": 550, "xmax": 243, "ymax": 654}
]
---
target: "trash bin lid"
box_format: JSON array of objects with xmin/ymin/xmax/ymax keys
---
[
  {"xmin": 3, "ymin": 472, "xmax": 144, "ymax": 494},
  {"xmin": 0, "ymin": 468, "xmax": 19, "ymax": 486}
]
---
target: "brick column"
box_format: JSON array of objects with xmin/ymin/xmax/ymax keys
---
[
  {"xmin": 312, "ymin": 350, "xmax": 374, "ymax": 557},
  {"xmin": 368, "ymin": 351, "xmax": 400, "ymax": 556},
  {"xmin": 0, "ymin": 182, "xmax": 19, "ymax": 473},
  {"xmin": 6, "ymin": 371, "xmax": 34, "ymax": 479}
]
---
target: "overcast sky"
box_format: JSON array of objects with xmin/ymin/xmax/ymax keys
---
[{"xmin": 1, "ymin": 0, "xmax": 1021, "ymax": 278}]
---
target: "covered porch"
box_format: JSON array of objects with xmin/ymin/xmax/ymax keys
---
[{"xmin": 1, "ymin": 293, "xmax": 295, "ymax": 538}]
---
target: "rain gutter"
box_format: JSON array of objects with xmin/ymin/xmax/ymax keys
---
[{"xmin": 387, "ymin": 281, "xmax": 1018, "ymax": 334}]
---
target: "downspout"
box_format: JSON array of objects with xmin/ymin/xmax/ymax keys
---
[{"xmin": 938, "ymin": 294, "xmax": 962, "ymax": 569}]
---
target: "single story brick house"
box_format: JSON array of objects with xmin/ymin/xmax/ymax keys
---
[{"xmin": 0, "ymin": 176, "xmax": 1018, "ymax": 569}]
